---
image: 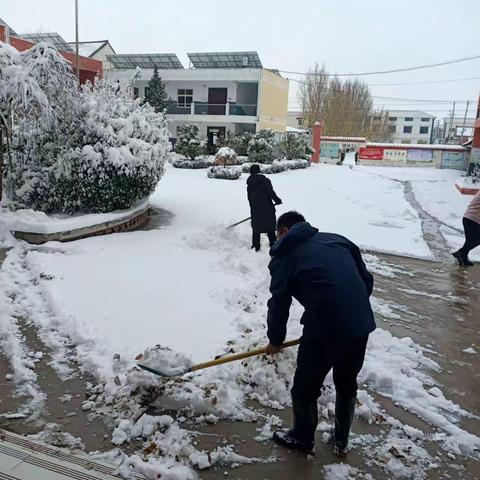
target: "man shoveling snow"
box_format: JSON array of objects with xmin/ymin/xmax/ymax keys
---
[{"xmin": 265, "ymin": 211, "xmax": 376, "ymax": 457}]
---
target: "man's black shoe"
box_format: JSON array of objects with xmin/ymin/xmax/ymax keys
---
[
  {"xmin": 272, "ymin": 430, "xmax": 314, "ymax": 454},
  {"xmin": 452, "ymin": 251, "xmax": 466, "ymax": 266}
]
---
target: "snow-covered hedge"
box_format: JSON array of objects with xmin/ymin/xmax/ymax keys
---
[
  {"xmin": 171, "ymin": 157, "xmax": 215, "ymax": 169},
  {"xmin": 242, "ymin": 159, "xmax": 310, "ymax": 174},
  {"xmin": 2, "ymin": 43, "xmax": 170, "ymax": 214},
  {"xmin": 207, "ymin": 166, "xmax": 242, "ymax": 180}
]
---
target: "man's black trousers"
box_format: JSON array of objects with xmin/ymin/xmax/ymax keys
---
[
  {"xmin": 458, "ymin": 217, "xmax": 480, "ymax": 258},
  {"xmin": 290, "ymin": 334, "xmax": 369, "ymax": 449},
  {"xmin": 252, "ymin": 230, "xmax": 276, "ymax": 251}
]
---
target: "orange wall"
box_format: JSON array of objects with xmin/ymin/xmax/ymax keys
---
[{"xmin": 2, "ymin": 29, "xmax": 102, "ymax": 82}]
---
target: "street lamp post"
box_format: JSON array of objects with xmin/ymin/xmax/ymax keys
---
[{"xmin": 75, "ymin": 0, "xmax": 80, "ymax": 85}]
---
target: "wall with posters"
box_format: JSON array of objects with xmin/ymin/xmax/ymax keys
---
[
  {"xmin": 320, "ymin": 142, "xmax": 340, "ymax": 158},
  {"xmin": 359, "ymin": 146, "xmax": 384, "ymax": 160},
  {"xmin": 407, "ymin": 149, "xmax": 433, "ymax": 162},
  {"xmin": 383, "ymin": 149, "xmax": 407, "ymax": 162}
]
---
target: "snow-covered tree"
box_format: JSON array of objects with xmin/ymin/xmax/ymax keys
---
[
  {"xmin": 174, "ymin": 124, "xmax": 207, "ymax": 160},
  {"xmin": 247, "ymin": 129, "xmax": 276, "ymax": 163},
  {"xmin": 278, "ymin": 133, "xmax": 313, "ymax": 160},
  {"xmin": 2, "ymin": 42, "xmax": 170, "ymax": 213},
  {"xmin": 144, "ymin": 66, "xmax": 168, "ymax": 112}
]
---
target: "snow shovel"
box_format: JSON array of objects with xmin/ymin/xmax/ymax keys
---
[
  {"xmin": 137, "ymin": 338, "xmax": 300, "ymax": 378},
  {"xmin": 226, "ymin": 216, "xmax": 251, "ymax": 230}
]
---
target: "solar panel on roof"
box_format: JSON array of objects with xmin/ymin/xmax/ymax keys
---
[
  {"xmin": 107, "ymin": 53, "xmax": 183, "ymax": 69},
  {"xmin": 187, "ymin": 51, "xmax": 262, "ymax": 69},
  {"xmin": 21, "ymin": 32, "xmax": 74, "ymax": 52}
]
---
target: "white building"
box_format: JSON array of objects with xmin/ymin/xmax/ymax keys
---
[
  {"xmin": 105, "ymin": 52, "xmax": 289, "ymax": 149},
  {"xmin": 387, "ymin": 110, "xmax": 435, "ymax": 144},
  {"xmin": 287, "ymin": 110, "xmax": 305, "ymax": 128},
  {"xmin": 441, "ymin": 116, "xmax": 476, "ymax": 144}
]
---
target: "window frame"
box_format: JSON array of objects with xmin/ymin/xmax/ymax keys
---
[
  {"xmin": 403, "ymin": 126, "xmax": 413, "ymax": 134},
  {"xmin": 419, "ymin": 126, "xmax": 429, "ymax": 134},
  {"xmin": 404, "ymin": 117, "xmax": 414, "ymax": 122},
  {"xmin": 177, "ymin": 88, "xmax": 193, "ymax": 108}
]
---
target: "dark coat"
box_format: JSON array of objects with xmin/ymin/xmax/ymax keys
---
[
  {"xmin": 247, "ymin": 174, "xmax": 282, "ymax": 233},
  {"xmin": 267, "ymin": 222, "xmax": 376, "ymax": 346}
]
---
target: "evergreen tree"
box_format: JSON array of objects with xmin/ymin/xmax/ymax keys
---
[
  {"xmin": 175, "ymin": 124, "xmax": 207, "ymax": 160},
  {"xmin": 144, "ymin": 66, "xmax": 168, "ymax": 112}
]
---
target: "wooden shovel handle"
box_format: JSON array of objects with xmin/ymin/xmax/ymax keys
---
[{"xmin": 190, "ymin": 338, "xmax": 300, "ymax": 372}]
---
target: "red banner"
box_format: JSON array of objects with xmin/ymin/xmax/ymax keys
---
[{"xmin": 359, "ymin": 147, "xmax": 384, "ymax": 160}]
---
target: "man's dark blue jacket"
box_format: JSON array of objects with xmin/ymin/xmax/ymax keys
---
[{"xmin": 267, "ymin": 222, "xmax": 376, "ymax": 346}]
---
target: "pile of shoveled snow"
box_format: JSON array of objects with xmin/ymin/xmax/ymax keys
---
[{"xmin": 139, "ymin": 345, "xmax": 193, "ymax": 376}]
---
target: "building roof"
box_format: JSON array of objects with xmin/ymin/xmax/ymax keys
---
[
  {"xmin": 366, "ymin": 142, "xmax": 465, "ymax": 151},
  {"xmin": 0, "ymin": 18, "xmax": 18, "ymax": 36},
  {"xmin": 21, "ymin": 32, "xmax": 74, "ymax": 52},
  {"xmin": 107, "ymin": 53, "xmax": 184, "ymax": 69},
  {"xmin": 187, "ymin": 51, "xmax": 262, "ymax": 69},
  {"xmin": 387, "ymin": 110, "xmax": 434, "ymax": 118},
  {"xmin": 66, "ymin": 40, "xmax": 113, "ymax": 58},
  {"xmin": 322, "ymin": 136, "xmax": 367, "ymax": 142}
]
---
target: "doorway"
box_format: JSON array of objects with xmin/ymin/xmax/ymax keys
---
[
  {"xmin": 208, "ymin": 88, "xmax": 227, "ymax": 115},
  {"xmin": 207, "ymin": 126, "xmax": 226, "ymax": 153}
]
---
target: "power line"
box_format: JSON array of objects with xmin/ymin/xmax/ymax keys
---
[
  {"xmin": 278, "ymin": 53, "xmax": 480, "ymax": 77},
  {"xmin": 368, "ymin": 76, "xmax": 480, "ymax": 86},
  {"xmin": 371, "ymin": 95, "xmax": 475, "ymax": 103}
]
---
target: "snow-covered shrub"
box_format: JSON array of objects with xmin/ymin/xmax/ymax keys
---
[
  {"xmin": 50, "ymin": 81, "xmax": 170, "ymax": 213},
  {"xmin": 284, "ymin": 159, "xmax": 310, "ymax": 170},
  {"xmin": 174, "ymin": 124, "xmax": 207, "ymax": 160},
  {"xmin": 247, "ymin": 129, "xmax": 275, "ymax": 164},
  {"xmin": 241, "ymin": 159, "xmax": 309, "ymax": 175},
  {"xmin": 278, "ymin": 133, "xmax": 313, "ymax": 160},
  {"xmin": 4, "ymin": 42, "xmax": 170, "ymax": 213},
  {"xmin": 207, "ymin": 166, "xmax": 242, "ymax": 180},
  {"xmin": 171, "ymin": 157, "xmax": 214, "ymax": 169},
  {"xmin": 217, "ymin": 131, "xmax": 253, "ymax": 156},
  {"xmin": 215, "ymin": 147, "xmax": 237, "ymax": 166}
]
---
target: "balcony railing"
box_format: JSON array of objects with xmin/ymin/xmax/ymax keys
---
[{"xmin": 166, "ymin": 101, "xmax": 257, "ymax": 116}]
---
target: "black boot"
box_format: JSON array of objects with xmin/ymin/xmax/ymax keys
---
[
  {"xmin": 333, "ymin": 394, "xmax": 356, "ymax": 454},
  {"xmin": 453, "ymin": 250, "xmax": 466, "ymax": 266},
  {"xmin": 273, "ymin": 400, "xmax": 317, "ymax": 453}
]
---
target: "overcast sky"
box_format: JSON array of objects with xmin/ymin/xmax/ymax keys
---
[{"xmin": 3, "ymin": 0, "xmax": 480, "ymax": 119}]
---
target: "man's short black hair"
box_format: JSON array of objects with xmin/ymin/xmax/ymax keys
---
[
  {"xmin": 250, "ymin": 164, "xmax": 261, "ymax": 175},
  {"xmin": 277, "ymin": 211, "xmax": 306, "ymax": 230}
]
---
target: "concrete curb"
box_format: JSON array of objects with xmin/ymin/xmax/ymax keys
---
[{"xmin": 13, "ymin": 205, "xmax": 150, "ymax": 245}]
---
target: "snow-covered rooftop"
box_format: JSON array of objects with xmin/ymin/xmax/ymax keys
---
[
  {"xmin": 366, "ymin": 142, "xmax": 465, "ymax": 151},
  {"xmin": 387, "ymin": 110, "xmax": 434, "ymax": 118},
  {"xmin": 322, "ymin": 136, "xmax": 367, "ymax": 142}
]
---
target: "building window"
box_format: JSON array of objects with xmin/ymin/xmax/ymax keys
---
[
  {"xmin": 403, "ymin": 126, "xmax": 412, "ymax": 133},
  {"xmin": 388, "ymin": 117, "xmax": 397, "ymax": 121},
  {"xmin": 178, "ymin": 89, "xmax": 193, "ymax": 107},
  {"xmin": 133, "ymin": 87, "xmax": 139, "ymax": 98},
  {"xmin": 421, "ymin": 117, "xmax": 430, "ymax": 122},
  {"xmin": 297, "ymin": 118, "xmax": 303, "ymax": 126},
  {"xmin": 404, "ymin": 117, "xmax": 413, "ymax": 122},
  {"xmin": 388, "ymin": 125, "xmax": 396, "ymax": 133},
  {"xmin": 419, "ymin": 126, "xmax": 429, "ymax": 134}
]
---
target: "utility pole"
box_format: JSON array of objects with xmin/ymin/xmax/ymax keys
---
[
  {"xmin": 460, "ymin": 100, "xmax": 470, "ymax": 145},
  {"xmin": 75, "ymin": 0, "xmax": 80, "ymax": 85},
  {"xmin": 446, "ymin": 101, "xmax": 456, "ymax": 143}
]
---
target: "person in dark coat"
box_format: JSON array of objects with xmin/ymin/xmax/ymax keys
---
[
  {"xmin": 247, "ymin": 164, "xmax": 282, "ymax": 251},
  {"xmin": 266, "ymin": 211, "xmax": 376, "ymax": 456}
]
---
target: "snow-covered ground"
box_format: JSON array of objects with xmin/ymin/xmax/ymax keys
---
[{"xmin": 1, "ymin": 158, "xmax": 479, "ymax": 478}]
